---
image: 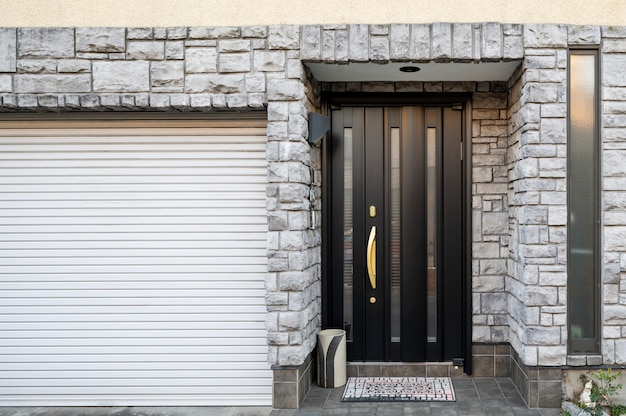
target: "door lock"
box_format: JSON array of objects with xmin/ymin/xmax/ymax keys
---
[
  {"xmin": 369, "ymin": 205, "xmax": 376, "ymax": 218},
  {"xmin": 370, "ymin": 297, "xmax": 376, "ymax": 304}
]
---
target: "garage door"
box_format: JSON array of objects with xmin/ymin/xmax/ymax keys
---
[{"xmin": 0, "ymin": 117, "xmax": 270, "ymax": 406}]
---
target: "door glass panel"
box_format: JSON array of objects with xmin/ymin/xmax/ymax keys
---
[
  {"xmin": 426, "ymin": 127, "xmax": 437, "ymax": 343},
  {"xmin": 343, "ymin": 128, "xmax": 354, "ymax": 342},
  {"xmin": 390, "ymin": 127, "xmax": 401, "ymax": 343}
]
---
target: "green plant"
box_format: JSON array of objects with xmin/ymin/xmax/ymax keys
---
[{"xmin": 578, "ymin": 369, "xmax": 624, "ymax": 416}]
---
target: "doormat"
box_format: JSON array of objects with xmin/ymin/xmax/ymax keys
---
[{"xmin": 341, "ymin": 377, "xmax": 456, "ymax": 402}]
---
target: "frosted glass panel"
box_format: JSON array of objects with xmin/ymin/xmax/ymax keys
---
[
  {"xmin": 426, "ymin": 127, "xmax": 437, "ymax": 343},
  {"xmin": 343, "ymin": 128, "xmax": 354, "ymax": 342},
  {"xmin": 390, "ymin": 127, "xmax": 401, "ymax": 343},
  {"xmin": 568, "ymin": 52, "xmax": 598, "ymax": 351}
]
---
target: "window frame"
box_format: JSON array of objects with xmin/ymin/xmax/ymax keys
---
[{"xmin": 566, "ymin": 48, "xmax": 601, "ymax": 355}]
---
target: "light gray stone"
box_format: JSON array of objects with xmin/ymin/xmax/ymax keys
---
[
  {"xmin": 267, "ymin": 78, "xmax": 305, "ymax": 101},
  {"xmin": 0, "ymin": 75, "xmax": 11, "ymax": 92},
  {"xmin": 300, "ymin": 25, "xmax": 321, "ymax": 61},
  {"xmin": 242, "ymin": 26, "xmax": 268, "ymax": 38},
  {"xmin": 453, "ymin": 23, "xmax": 473, "ymax": 62},
  {"xmin": 219, "ymin": 39, "xmax": 251, "ymax": 53},
  {"xmin": 14, "ymin": 74, "xmax": 91, "ymax": 93},
  {"xmin": 431, "ymin": 22, "xmax": 452, "ymax": 62},
  {"xmin": 389, "ymin": 24, "xmax": 410, "ymax": 60},
  {"xmin": 185, "ymin": 48, "xmax": 217, "ymax": 73},
  {"xmin": 253, "ymin": 50, "xmax": 285, "ymax": 72},
  {"xmin": 189, "ymin": 27, "xmax": 241, "ymax": 39},
  {"xmin": 93, "ymin": 61, "xmax": 150, "ymax": 92},
  {"xmin": 165, "ymin": 41, "xmax": 184, "ymax": 59},
  {"xmin": 604, "ymin": 55, "xmax": 626, "ymax": 87},
  {"xmin": 268, "ymin": 25, "xmax": 299, "ymax": 50},
  {"xmin": 76, "ymin": 28, "xmax": 125, "ymax": 52},
  {"xmin": 483, "ymin": 212, "xmax": 509, "ymax": 234},
  {"xmin": 602, "ymin": 26, "xmax": 626, "ymax": 38},
  {"xmin": 219, "ymin": 52, "xmax": 251, "ymax": 73},
  {"xmin": 503, "ymin": 34, "xmax": 523, "ymax": 60},
  {"xmin": 322, "ymin": 30, "xmax": 335, "ymax": 62},
  {"xmin": 127, "ymin": 41, "xmax": 164, "ymax": 60},
  {"xmin": 568, "ymin": 25, "xmax": 601, "ymax": 45},
  {"xmin": 482, "ymin": 23, "xmax": 502, "ymax": 61},
  {"xmin": 127, "ymin": 28, "xmax": 152, "ymax": 40},
  {"xmin": 17, "ymin": 59, "xmax": 56, "ymax": 74},
  {"xmin": 166, "ymin": 27, "xmax": 187, "ymax": 40},
  {"xmin": 0, "ymin": 28, "xmax": 16, "ymax": 72},
  {"xmin": 370, "ymin": 36, "xmax": 389, "ymax": 62},
  {"xmin": 335, "ymin": 29, "xmax": 349, "ymax": 63},
  {"xmin": 57, "ymin": 59, "xmax": 91, "ymax": 73},
  {"xmin": 18, "ymin": 28, "xmax": 74, "ymax": 58},
  {"xmin": 151, "ymin": 61, "xmax": 184, "ymax": 91},
  {"xmin": 348, "ymin": 24, "xmax": 369, "ymax": 62},
  {"xmin": 523, "ymin": 24, "xmax": 567, "ymax": 48},
  {"xmin": 540, "ymin": 118, "xmax": 566, "ymax": 143}
]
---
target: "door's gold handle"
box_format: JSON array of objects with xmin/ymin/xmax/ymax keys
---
[{"xmin": 367, "ymin": 225, "xmax": 376, "ymax": 290}]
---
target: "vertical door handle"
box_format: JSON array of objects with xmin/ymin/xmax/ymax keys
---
[{"xmin": 366, "ymin": 225, "xmax": 377, "ymax": 290}]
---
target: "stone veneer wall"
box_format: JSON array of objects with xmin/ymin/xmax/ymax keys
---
[{"xmin": 3, "ymin": 22, "xmax": 626, "ymax": 409}]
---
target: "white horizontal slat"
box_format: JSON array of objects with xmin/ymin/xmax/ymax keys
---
[{"xmin": 0, "ymin": 121, "xmax": 271, "ymax": 406}]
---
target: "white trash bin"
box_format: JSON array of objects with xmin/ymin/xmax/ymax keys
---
[{"xmin": 317, "ymin": 329, "xmax": 347, "ymax": 388}]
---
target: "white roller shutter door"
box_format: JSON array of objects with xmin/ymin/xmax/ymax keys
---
[{"xmin": 0, "ymin": 118, "xmax": 270, "ymax": 406}]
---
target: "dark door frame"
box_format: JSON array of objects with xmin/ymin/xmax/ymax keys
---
[{"xmin": 320, "ymin": 92, "xmax": 473, "ymax": 374}]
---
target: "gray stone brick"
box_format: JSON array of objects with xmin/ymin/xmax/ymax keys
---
[
  {"xmin": 226, "ymin": 93, "xmax": 248, "ymax": 108},
  {"xmin": 267, "ymin": 78, "xmax": 305, "ymax": 101},
  {"xmin": 0, "ymin": 75, "xmax": 11, "ymax": 92},
  {"xmin": 300, "ymin": 25, "xmax": 321, "ymax": 61},
  {"xmin": 389, "ymin": 24, "xmax": 410, "ymax": 61},
  {"xmin": 189, "ymin": 27, "xmax": 241, "ymax": 39},
  {"xmin": 165, "ymin": 41, "xmax": 184, "ymax": 59},
  {"xmin": 482, "ymin": 23, "xmax": 502, "ymax": 61},
  {"xmin": 93, "ymin": 61, "xmax": 150, "ymax": 92},
  {"xmin": 0, "ymin": 28, "xmax": 16, "ymax": 72},
  {"xmin": 76, "ymin": 28, "xmax": 125, "ymax": 53},
  {"xmin": 453, "ymin": 23, "xmax": 473, "ymax": 62},
  {"xmin": 602, "ymin": 26, "xmax": 626, "ymax": 38},
  {"xmin": 268, "ymin": 25, "xmax": 299, "ymax": 50},
  {"xmin": 568, "ymin": 25, "xmax": 601, "ymax": 45},
  {"xmin": 245, "ymin": 72, "xmax": 266, "ymax": 92},
  {"xmin": 242, "ymin": 26, "xmax": 268, "ymax": 38},
  {"xmin": 370, "ymin": 36, "xmax": 389, "ymax": 62},
  {"xmin": 335, "ymin": 30, "xmax": 349, "ymax": 63},
  {"xmin": 167, "ymin": 27, "xmax": 188, "ymax": 40},
  {"xmin": 57, "ymin": 59, "xmax": 91, "ymax": 73},
  {"xmin": 253, "ymin": 51, "xmax": 285, "ymax": 72},
  {"xmin": 321, "ymin": 30, "xmax": 335, "ymax": 62},
  {"xmin": 14, "ymin": 74, "xmax": 91, "ymax": 93},
  {"xmin": 219, "ymin": 39, "xmax": 251, "ymax": 53},
  {"xmin": 431, "ymin": 23, "xmax": 452, "ymax": 62},
  {"xmin": 604, "ymin": 55, "xmax": 626, "ymax": 87},
  {"xmin": 18, "ymin": 28, "xmax": 74, "ymax": 58},
  {"xmin": 348, "ymin": 24, "xmax": 369, "ymax": 62},
  {"xmin": 185, "ymin": 48, "xmax": 217, "ymax": 73},
  {"xmin": 370, "ymin": 25, "xmax": 389, "ymax": 36},
  {"xmin": 219, "ymin": 52, "xmax": 251, "ymax": 73},
  {"xmin": 127, "ymin": 41, "xmax": 165, "ymax": 60},
  {"xmin": 523, "ymin": 24, "xmax": 567, "ymax": 48},
  {"xmin": 151, "ymin": 61, "xmax": 184, "ymax": 91},
  {"xmin": 503, "ymin": 34, "xmax": 523, "ymax": 60},
  {"xmin": 127, "ymin": 28, "xmax": 152, "ymax": 40},
  {"xmin": 410, "ymin": 24, "xmax": 431, "ymax": 61},
  {"xmin": 17, "ymin": 59, "xmax": 56, "ymax": 74}
]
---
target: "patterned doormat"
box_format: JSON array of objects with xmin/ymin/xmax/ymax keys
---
[{"xmin": 341, "ymin": 377, "xmax": 456, "ymax": 402}]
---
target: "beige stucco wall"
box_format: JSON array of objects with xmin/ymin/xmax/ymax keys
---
[{"xmin": 2, "ymin": 0, "xmax": 626, "ymax": 27}]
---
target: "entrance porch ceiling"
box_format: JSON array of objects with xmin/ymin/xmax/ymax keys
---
[{"xmin": 305, "ymin": 61, "xmax": 521, "ymax": 82}]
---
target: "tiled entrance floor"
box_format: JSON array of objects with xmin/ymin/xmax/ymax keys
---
[{"xmin": 270, "ymin": 378, "xmax": 562, "ymax": 416}]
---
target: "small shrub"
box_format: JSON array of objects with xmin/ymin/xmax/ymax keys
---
[{"xmin": 578, "ymin": 369, "xmax": 624, "ymax": 416}]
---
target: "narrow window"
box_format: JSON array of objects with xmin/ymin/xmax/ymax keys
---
[{"xmin": 567, "ymin": 50, "xmax": 600, "ymax": 354}]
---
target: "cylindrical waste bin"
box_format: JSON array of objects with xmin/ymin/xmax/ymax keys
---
[{"xmin": 317, "ymin": 329, "xmax": 346, "ymax": 388}]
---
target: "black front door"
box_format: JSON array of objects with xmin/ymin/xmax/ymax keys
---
[{"xmin": 328, "ymin": 105, "xmax": 465, "ymax": 362}]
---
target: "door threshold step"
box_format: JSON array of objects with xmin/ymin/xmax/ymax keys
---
[{"xmin": 347, "ymin": 362, "xmax": 470, "ymax": 378}]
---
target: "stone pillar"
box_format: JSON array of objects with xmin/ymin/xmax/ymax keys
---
[{"xmin": 265, "ymin": 25, "xmax": 323, "ymax": 409}]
